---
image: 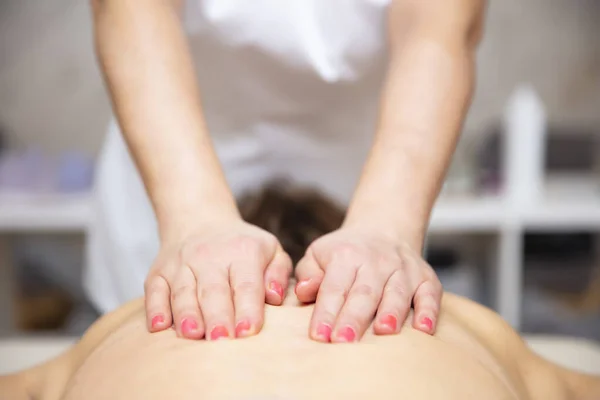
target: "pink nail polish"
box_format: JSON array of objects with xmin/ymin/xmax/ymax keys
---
[
  {"xmin": 381, "ymin": 314, "xmax": 398, "ymax": 331},
  {"xmin": 421, "ymin": 317, "xmax": 433, "ymax": 331},
  {"xmin": 181, "ymin": 318, "xmax": 198, "ymax": 336},
  {"xmin": 269, "ymin": 281, "xmax": 284, "ymax": 298},
  {"xmin": 210, "ymin": 325, "xmax": 229, "ymax": 340},
  {"xmin": 316, "ymin": 323, "xmax": 332, "ymax": 342},
  {"xmin": 337, "ymin": 326, "xmax": 356, "ymax": 342},
  {"xmin": 151, "ymin": 315, "xmax": 164, "ymax": 329},
  {"xmin": 235, "ymin": 320, "xmax": 251, "ymax": 337}
]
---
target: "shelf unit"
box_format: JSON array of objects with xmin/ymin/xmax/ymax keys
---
[
  {"xmin": 1, "ymin": 187, "xmax": 598, "ymax": 331},
  {"xmin": 0, "ymin": 193, "xmax": 92, "ymax": 232}
]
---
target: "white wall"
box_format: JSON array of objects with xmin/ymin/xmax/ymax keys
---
[
  {"xmin": 0, "ymin": 0, "xmax": 110, "ymax": 155},
  {"xmin": 468, "ymin": 0, "xmax": 600, "ymax": 134},
  {"xmin": 0, "ymin": 0, "xmax": 599, "ymax": 155}
]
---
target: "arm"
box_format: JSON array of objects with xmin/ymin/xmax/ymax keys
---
[
  {"xmin": 91, "ymin": 0, "xmax": 291, "ymax": 340},
  {"xmin": 295, "ymin": 0, "xmax": 485, "ymax": 342},
  {"xmin": 344, "ymin": 0, "xmax": 486, "ymax": 250},
  {"xmin": 91, "ymin": 0, "xmax": 239, "ymax": 240}
]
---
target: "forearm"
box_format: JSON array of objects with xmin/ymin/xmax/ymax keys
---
[
  {"xmin": 346, "ymin": 1, "xmax": 484, "ymax": 249},
  {"xmin": 92, "ymin": 0, "xmax": 238, "ymax": 241}
]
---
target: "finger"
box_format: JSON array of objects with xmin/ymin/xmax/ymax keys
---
[
  {"xmin": 264, "ymin": 250, "xmax": 293, "ymax": 306},
  {"xmin": 170, "ymin": 265, "xmax": 205, "ymax": 340},
  {"xmin": 331, "ymin": 266, "xmax": 387, "ymax": 342},
  {"xmin": 196, "ymin": 263, "xmax": 235, "ymax": 341},
  {"xmin": 373, "ymin": 270, "xmax": 412, "ymax": 335},
  {"xmin": 294, "ymin": 252, "xmax": 324, "ymax": 303},
  {"xmin": 412, "ymin": 278, "xmax": 443, "ymax": 335},
  {"xmin": 144, "ymin": 274, "xmax": 173, "ymax": 332},
  {"xmin": 231, "ymin": 253, "xmax": 267, "ymax": 339},
  {"xmin": 309, "ymin": 263, "xmax": 358, "ymax": 343}
]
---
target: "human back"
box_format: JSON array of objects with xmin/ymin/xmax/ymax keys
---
[{"xmin": 53, "ymin": 292, "xmax": 561, "ymax": 400}]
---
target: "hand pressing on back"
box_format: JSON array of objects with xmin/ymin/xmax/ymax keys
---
[
  {"xmin": 144, "ymin": 219, "xmax": 292, "ymax": 340},
  {"xmin": 295, "ymin": 227, "xmax": 442, "ymax": 343}
]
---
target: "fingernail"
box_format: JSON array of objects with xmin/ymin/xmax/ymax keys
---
[
  {"xmin": 151, "ymin": 315, "xmax": 164, "ymax": 329},
  {"xmin": 421, "ymin": 317, "xmax": 433, "ymax": 331},
  {"xmin": 210, "ymin": 325, "xmax": 230, "ymax": 340},
  {"xmin": 181, "ymin": 318, "xmax": 198, "ymax": 336},
  {"xmin": 269, "ymin": 281, "xmax": 284, "ymax": 298},
  {"xmin": 380, "ymin": 314, "xmax": 397, "ymax": 332},
  {"xmin": 337, "ymin": 326, "xmax": 356, "ymax": 343},
  {"xmin": 295, "ymin": 279, "xmax": 311, "ymax": 295},
  {"xmin": 235, "ymin": 320, "xmax": 252, "ymax": 337},
  {"xmin": 316, "ymin": 323, "xmax": 332, "ymax": 342}
]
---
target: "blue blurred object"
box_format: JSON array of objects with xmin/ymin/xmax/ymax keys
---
[
  {"xmin": 57, "ymin": 151, "xmax": 94, "ymax": 192},
  {"xmin": 0, "ymin": 147, "xmax": 94, "ymax": 194},
  {"xmin": 0, "ymin": 147, "xmax": 56, "ymax": 193}
]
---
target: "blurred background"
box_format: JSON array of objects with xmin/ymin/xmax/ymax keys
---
[{"xmin": 0, "ymin": 0, "xmax": 599, "ymax": 342}]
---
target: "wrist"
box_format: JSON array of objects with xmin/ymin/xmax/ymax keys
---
[
  {"xmin": 154, "ymin": 193, "xmax": 241, "ymax": 244},
  {"xmin": 343, "ymin": 202, "xmax": 428, "ymax": 251}
]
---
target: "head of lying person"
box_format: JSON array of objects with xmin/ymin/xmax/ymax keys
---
[{"xmin": 238, "ymin": 180, "xmax": 345, "ymax": 266}]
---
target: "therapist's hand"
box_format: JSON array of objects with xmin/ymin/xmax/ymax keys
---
[
  {"xmin": 294, "ymin": 227, "xmax": 441, "ymax": 343},
  {"xmin": 144, "ymin": 219, "xmax": 293, "ymax": 340}
]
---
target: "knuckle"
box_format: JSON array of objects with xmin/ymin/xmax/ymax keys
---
[
  {"xmin": 376, "ymin": 250, "xmax": 401, "ymax": 267},
  {"xmin": 263, "ymin": 231, "xmax": 278, "ymax": 246},
  {"xmin": 350, "ymin": 283, "xmax": 379, "ymax": 303},
  {"xmin": 385, "ymin": 280, "xmax": 409, "ymax": 298},
  {"xmin": 420, "ymin": 280, "xmax": 441, "ymax": 298},
  {"xmin": 198, "ymin": 282, "xmax": 231, "ymax": 301},
  {"xmin": 431, "ymin": 277, "xmax": 443, "ymax": 293},
  {"xmin": 145, "ymin": 278, "xmax": 166, "ymax": 296},
  {"xmin": 333, "ymin": 243, "xmax": 361, "ymax": 260},
  {"xmin": 421, "ymin": 263, "xmax": 438, "ymax": 279},
  {"xmin": 171, "ymin": 284, "xmax": 195, "ymax": 303},
  {"xmin": 416, "ymin": 292, "xmax": 440, "ymax": 312},
  {"xmin": 321, "ymin": 282, "xmax": 350, "ymax": 299},
  {"xmin": 230, "ymin": 236, "xmax": 261, "ymax": 255},
  {"xmin": 233, "ymin": 280, "xmax": 260, "ymax": 296},
  {"xmin": 190, "ymin": 242, "xmax": 211, "ymax": 259}
]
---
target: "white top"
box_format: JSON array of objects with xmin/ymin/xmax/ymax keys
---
[{"xmin": 86, "ymin": 0, "xmax": 391, "ymax": 313}]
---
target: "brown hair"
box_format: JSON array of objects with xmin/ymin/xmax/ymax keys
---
[{"xmin": 238, "ymin": 181, "xmax": 345, "ymax": 265}]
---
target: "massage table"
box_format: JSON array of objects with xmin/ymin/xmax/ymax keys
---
[{"xmin": 1, "ymin": 335, "xmax": 599, "ymax": 376}]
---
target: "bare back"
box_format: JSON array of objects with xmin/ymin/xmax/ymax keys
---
[{"xmin": 47, "ymin": 293, "xmax": 572, "ymax": 400}]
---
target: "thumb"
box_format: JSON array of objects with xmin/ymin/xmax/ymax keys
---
[
  {"xmin": 264, "ymin": 249, "xmax": 293, "ymax": 306},
  {"xmin": 294, "ymin": 251, "xmax": 324, "ymax": 303}
]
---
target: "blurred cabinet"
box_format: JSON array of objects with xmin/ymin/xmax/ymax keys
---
[{"xmin": 0, "ymin": 193, "xmax": 92, "ymax": 334}]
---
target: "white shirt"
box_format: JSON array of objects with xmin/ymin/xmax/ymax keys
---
[{"xmin": 86, "ymin": 0, "xmax": 391, "ymax": 313}]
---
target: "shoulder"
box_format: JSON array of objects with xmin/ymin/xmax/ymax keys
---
[{"xmin": 441, "ymin": 293, "xmax": 573, "ymax": 399}]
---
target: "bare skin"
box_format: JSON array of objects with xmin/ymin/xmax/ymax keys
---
[
  {"xmin": 1, "ymin": 288, "xmax": 598, "ymax": 400},
  {"xmin": 91, "ymin": 0, "xmax": 485, "ymax": 342}
]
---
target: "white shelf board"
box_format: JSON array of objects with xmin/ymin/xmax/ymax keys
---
[
  {"xmin": 0, "ymin": 192, "xmax": 93, "ymax": 232},
  {"xmin": 521, "ymin": 202, "xmax": 600, "ymax": 230},
  {"xmin": 429, "ymin": 195, "xmax": 507, "ymax": 232},
  {"xmin": 0, "ymin": 190, "xmax": 598, "ymax": 234},
  {"xmin": 520, "ymin": 182, "xmax": 600, "ymax": 230}
]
